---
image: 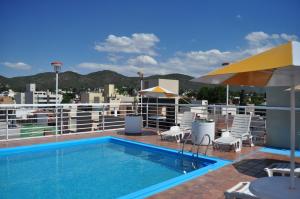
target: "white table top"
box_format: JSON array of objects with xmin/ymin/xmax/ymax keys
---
[{"xmin": 249, "ymin": 177, "xmax": 300, "ymax": 199}]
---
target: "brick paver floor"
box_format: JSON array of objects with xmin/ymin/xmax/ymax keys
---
[{"xmin": 1, "ymin": 130, "xmax": 299, "ymax": 199}]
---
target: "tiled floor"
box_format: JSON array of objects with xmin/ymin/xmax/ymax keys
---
[{"xmin": 1, "ymin": 130, "xmax": 299, "ymax": 199}]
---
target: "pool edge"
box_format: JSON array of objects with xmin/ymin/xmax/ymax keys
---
[{"xmin": 0, "ymin": 135, "xmax": 232, "ymax": 199}]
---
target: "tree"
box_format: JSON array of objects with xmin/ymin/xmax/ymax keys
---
[
  {"xmin": 196, "ymin": 86, "xmax": 226, "ymax": 104},
  {"xmin": 61, "ymin": 93, "xmax": 76, "ymax": 103},
  {"xmin": 196, "ymin": 87, "xmax": 210, "ymax": 101},
  {"xmin": 250, "ymin": 92, "xmax": 265, "ymax": 105}
]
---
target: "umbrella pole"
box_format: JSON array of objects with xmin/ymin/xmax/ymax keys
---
[
  {"xmin": 157, "ymin": 97, "xmax": 159, "ymax": 133},
  {"xmin": 290, "ymin": 82, "xmax": 296, "ymax": 189},
  {"xmin": 226, "ymin": 85, "xmax": 229, "ymax": 130}
]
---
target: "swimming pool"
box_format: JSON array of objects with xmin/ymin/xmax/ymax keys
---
[{"xmin": 0, "ymin": 136, "xmax": 230, "ymax": 199}]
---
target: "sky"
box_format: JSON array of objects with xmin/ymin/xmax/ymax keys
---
[{"xmin": 1, "ymin": 0, "xmax": 300, "ymax": 77}]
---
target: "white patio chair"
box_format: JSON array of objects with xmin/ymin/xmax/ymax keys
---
[
  {"xmin": 224, "ymin": 181, "xmax": 258, "ymax": 199},
  {"xmin": 213, "ymin": 114, "xmax": 253, "ymax": 152},
  {"xmin": 160, "ymin": 112, "xmax": 195, "ymax": 143},
  {"xmin": 264, "ymin": 162, "xmax": 300, "ymax": 177}
]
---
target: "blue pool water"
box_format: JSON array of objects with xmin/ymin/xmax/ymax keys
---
[
  {"xmin": 260, "ymin": 147, "xmax": 300, "ymax": 157},
  {"xmin": 0, "ymin": 137, "xmax": 230, "ymax": 199}
]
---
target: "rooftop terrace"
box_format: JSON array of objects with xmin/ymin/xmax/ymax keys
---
[
  {"xmin": 1, "ymin": 130, "xmax": 299, "ymax": 199},
  {"xmin": 0, "ymin": 102, "xmax": 299, "ymax": 198}
]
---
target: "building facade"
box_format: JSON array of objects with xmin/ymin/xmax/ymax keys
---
[
  {"xmin": 80, "ymin": 91, "xmax": 104, "ymax": 103},
  {"xmin": 15, "ymin": 83, "xmax": 62, "ymax": 104}
]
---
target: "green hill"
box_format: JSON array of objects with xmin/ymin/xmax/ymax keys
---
[{"xmin": 0, "ymin": 70, "xmax": 265, "ymax": 93}]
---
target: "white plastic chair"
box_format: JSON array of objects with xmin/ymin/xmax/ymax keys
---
[
  {"xmin": 264, "ymin": 162, "xmax": 300, "ymax": 177},
  {"xmin": 160, "ymin": 112, "xmax": 195, "ymax": 142},
  {"xmin": 213, "ymin": 114, "xmax": 253, "ymax": 152}
]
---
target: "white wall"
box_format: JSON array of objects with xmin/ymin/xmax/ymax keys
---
[
  {"xmin": 266, "ymin": 87, "xmax": 300, "ymax": 149},
  {"xmin": 158, "ymin": 79, "xmax": 179, "ymax": 95}
]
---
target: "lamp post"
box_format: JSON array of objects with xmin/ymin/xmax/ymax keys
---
[
  {"xmin": 137, "ymin": 71, "xmax": 144, "ymax": 116},
  {"xmin": 51, "ymin": 61, "xmax": 63, "ymax": 136}
]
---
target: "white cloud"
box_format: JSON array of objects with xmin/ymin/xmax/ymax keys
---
[
  {"xmin": 80, "ymin": 31, "xmax": 298, "ymax": 77},
  {"xmin": 2, "ymin": 62, "xmax": 31, "ymax": 70},
  {"xmin": 245, "ymin": 31, "xmax": 270, "ymax": 43},
  {"xmin": 94, "ymin": 33, "xmax": 159, "ymax": 55},
  {"xmin": 245, "ymin": 31, "xmax": 297, "ymax": 49},
  {"xmin": 242, "ymin": 31, "xmax": 298, "ymax": 55},
  {"xmin": 280, "ymin": 33, "xmax": 298, "ymax": 41},
  {"xmin": 107, "ymin": 54, "xmax": 123, "ymax": 63},
  {"xmin": 165, "ymin": 31, "xmax": 298, "ymax": 75},
  {"xmin": 127, "ymin": 55, "xmax": 157, "ymax": 65},
  {"xmin": 157, "ymin": 49, "xmax": 241, "ymax": 76}
]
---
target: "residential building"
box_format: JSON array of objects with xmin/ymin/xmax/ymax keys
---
[
  {"xmin": 104, "ymin": 84, "xmax": 116, "ymax": 99},
  {"xmin": 80, "ymin": 91, "xmax": 104, "ymax": 103},
  {"xmin": 15, "ymin": 92, "xmax": 25, "ymax": 104},
  {"xmin": 15, "ymin": 83, "xmax": 62, "ymax": 104},
  {"xmin": 0, "ymin": 96, "xmax": 18, "ymax": 139}
]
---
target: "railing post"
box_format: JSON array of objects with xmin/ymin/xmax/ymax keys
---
[
  {"xmin": 175, "ymin": 104, "xmax": 178, "ymax": 126},
  {"xmin": 102, "ymin": 104, "xmax": 105, "ymax": 132},
  {"xmin": 226, "ymin": 104, "xmax": 229, "ymax": 130},
  {"xmin": 213, "ymin": 105, "xmax": 216, "ymax": 117},
  {"xmin": 6, "ymin": 108, "xmax": 8, "ymax": 140},
  {"xmin": 55, "ymin": 105, "xmax": 58, "ymax": 137},
  {"xmin": 146, "ymin": 103, "xmax": 149, "ymax": 127},
  {"xmin": 60, "ymin": 106, "xmax": 63, "ymax": 135}
]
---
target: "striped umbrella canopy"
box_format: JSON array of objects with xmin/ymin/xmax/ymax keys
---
[
  {"xmin": 192, "ymin": 41, "xmax": 300, "ymax": 189},
  {"xmin": 139, "ymin": 86, "xmax": 177, "ymax": 98}
]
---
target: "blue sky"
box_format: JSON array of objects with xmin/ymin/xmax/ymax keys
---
[{"xmin": 1, "ymin": 0, "xmax": 300, "ymax": 77}]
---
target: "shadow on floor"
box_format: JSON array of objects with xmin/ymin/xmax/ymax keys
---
[{"xmin": 233, "ymin": 158, "xmax": 290, "ymax": 178}]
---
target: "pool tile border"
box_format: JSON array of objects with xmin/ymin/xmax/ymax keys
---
[{"xmin": 0, "ymin": 136, "xmax": 231, "ymax": 199}]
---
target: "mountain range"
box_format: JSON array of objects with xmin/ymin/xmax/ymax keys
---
[{"xmin": 0, "ymin": 70, "xmax": 265, "ymax": 93}]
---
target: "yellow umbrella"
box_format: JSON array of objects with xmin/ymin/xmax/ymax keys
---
[
  {"xmin": 139, "ymin": 86, "xmax": 177, "ymax": 98},
  {"xmin": 139, "ymin": 86, "xmax": 177, "ymax": 132},
  {"xmin": 193, "ymin": 41, "xmax": 300, "ymax": 189}
]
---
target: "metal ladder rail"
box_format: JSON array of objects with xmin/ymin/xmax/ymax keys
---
[
  {"xmin": 193, "ymin": 134, "xmax": 211, "ymax": 158},
  {"xmin": 180, "ymin": 133, "xmax": 192, "ymax": 154},
  {"xmin": 180, "ymin": 133, "xmax": 211, "ymax": 157}
]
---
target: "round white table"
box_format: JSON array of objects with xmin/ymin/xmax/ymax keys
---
[{"xmin": 249, "ymin": 176, "xmax": 300, "ymax": 199}]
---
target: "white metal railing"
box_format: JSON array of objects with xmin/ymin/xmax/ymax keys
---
[{"xmin": 0, "ymin": 102, "xmax": 299, "ymax": 142}]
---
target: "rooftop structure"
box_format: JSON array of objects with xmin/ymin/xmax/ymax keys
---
[
  {"xmin": 143, "ymin": 79, "xmax": 179, "ymax": 95},
  {"xmin": 80, "ymin": 91, "xmax": 104, "ymax": 103}
]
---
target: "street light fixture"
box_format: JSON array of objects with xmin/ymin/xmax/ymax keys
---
[
  {"xmin": 51, "ymin": 61, "xmax": 63, "ymax": 136},
  {"xmin": 51, "ymin": 61, "xmax": 63, "ymax": 104}
]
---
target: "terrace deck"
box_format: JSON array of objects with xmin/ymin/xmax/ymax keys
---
[{"xmin": 0, "ymin": 130, "xmax": 299, "ymax": 199}]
